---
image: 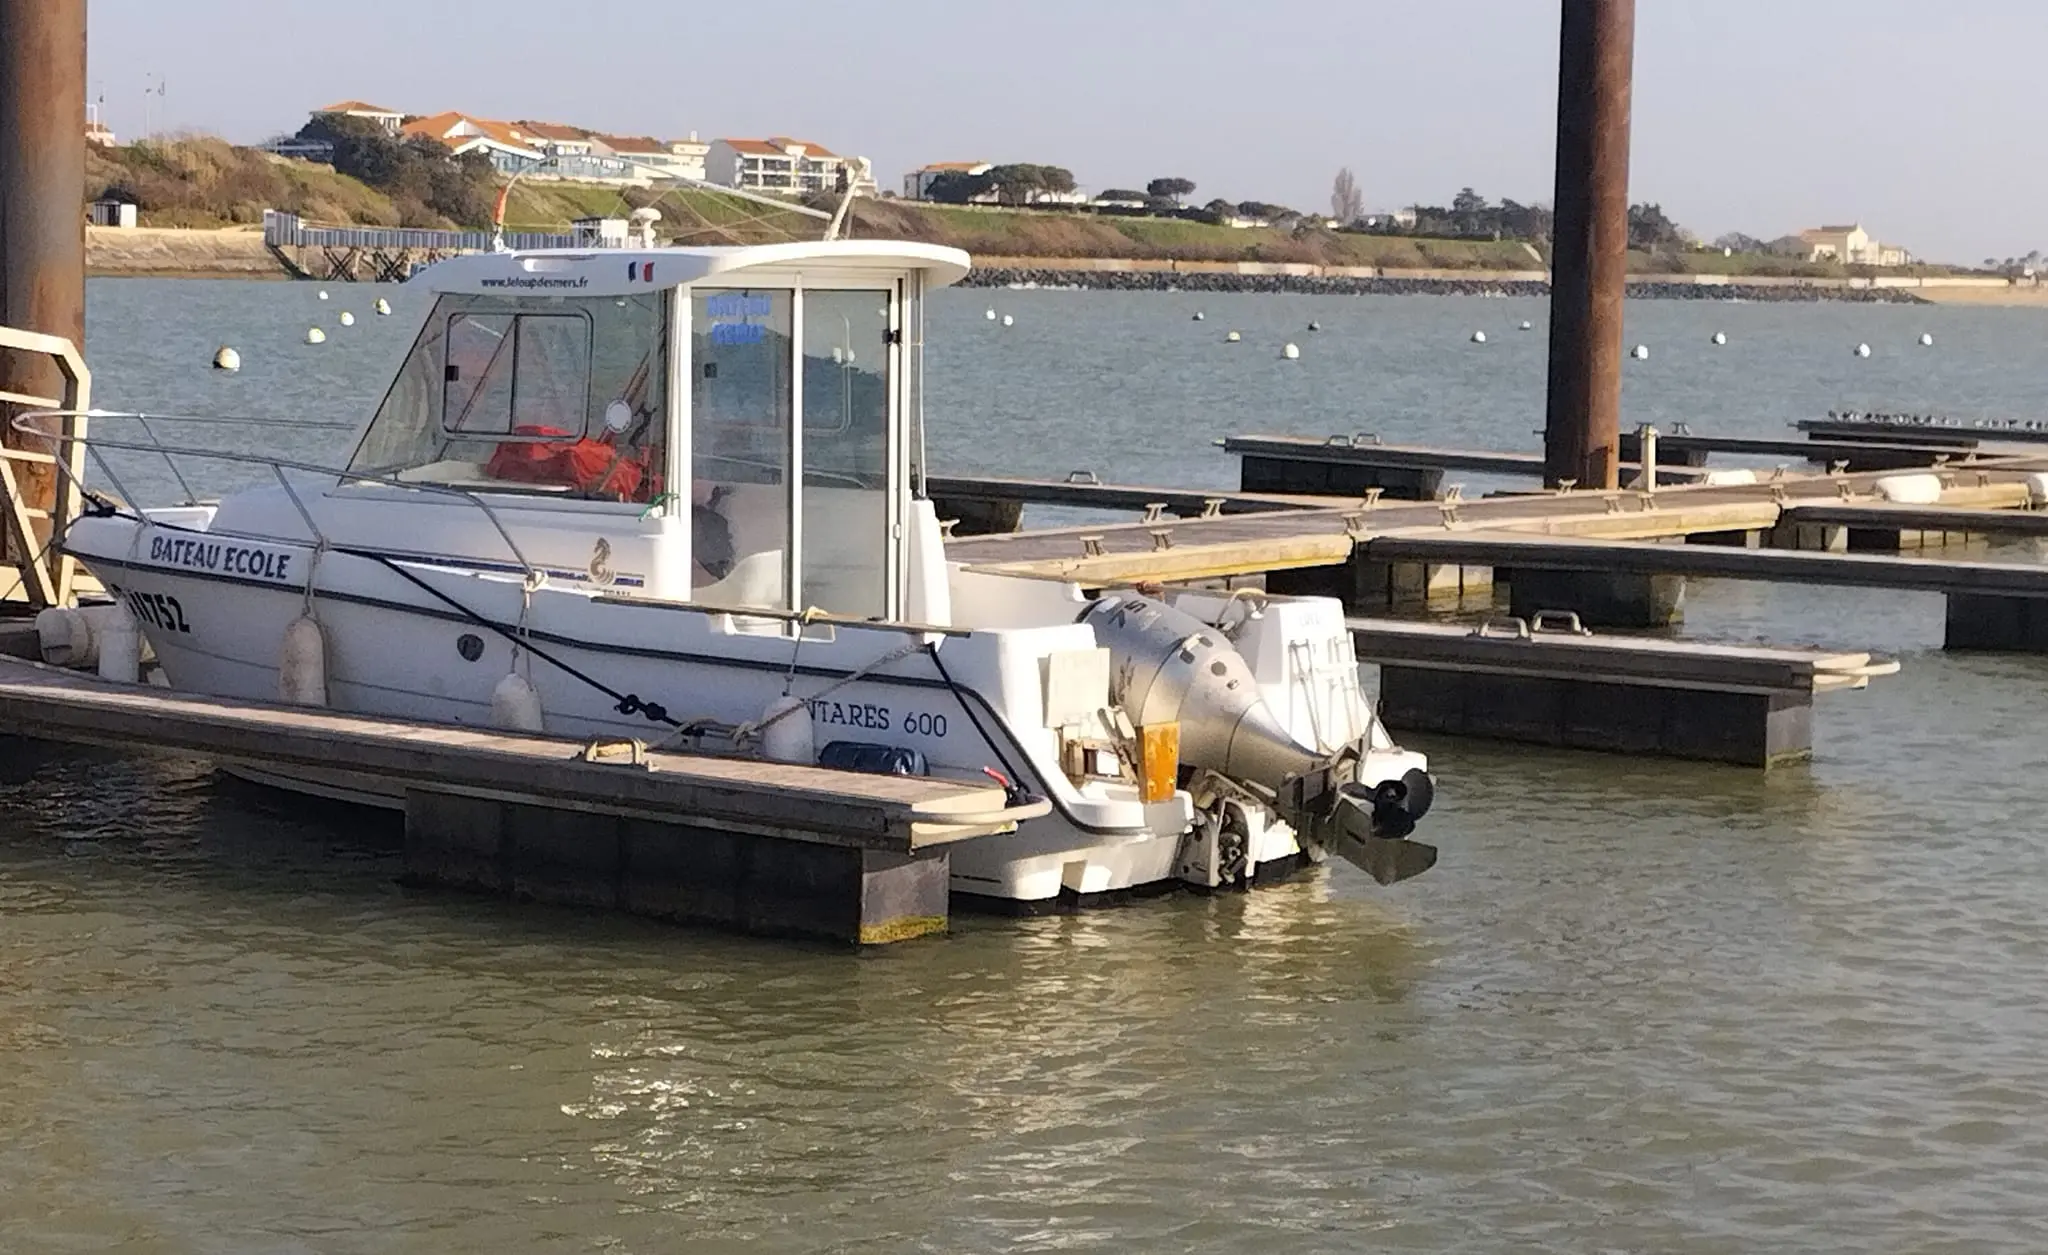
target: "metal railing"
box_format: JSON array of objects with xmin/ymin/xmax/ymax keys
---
[
  {"xmin": 262, "ymin": 210, "xmax": 579, "ymax": 255},
  {"xmin": 18, "ymin": 410, "xmax": 964, "ymax": 639}
]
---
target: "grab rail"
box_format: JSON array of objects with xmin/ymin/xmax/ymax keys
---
[
  {"xmin": 17, "ymin": 410, "xmax": 541, "ymax": 583},
  {"xmin": 15, "ymin": 411, "xmax": 972, "ymax": 645}
]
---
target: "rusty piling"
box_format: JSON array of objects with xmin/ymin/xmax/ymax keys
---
[
  {"xmin": 0, "ymin": 0, "xmax": 88, "ymax": 519},
  {"xmin": 1544, "ymin": 0, "xmax": 1635, "ymax": 491}
]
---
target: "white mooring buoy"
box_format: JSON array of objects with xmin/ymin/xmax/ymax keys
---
[
  {"xmin": 212, "ymin": 345, "xmax": 241, "ymax": 372},
  {"xmin": 1192, "ymin": 311, "xmax": 1205, "ymax": 321},
  {"xmin": 1919, "ymin": 332, "xmax": 1934, "ymax": 347},
  {"xmin": 1307, "ymin": 320, "xmax": 1321, "ymax": 332},
  {"xmin": 305, "ymin": 327, "xmax": 326, "ymax": 345},
  {"xmin": 1225, "ymin": 330, "xmax": 1242, "ymax": 343},
  {"xmin": 317, "ymin": 290, "xmax": 330, "ymax": 301},
  {"xmin": 985, "ymin": 308, "xmax": 997, "ymax": 321},
  {"xmin": 375, "ymin": 298, "xmax": 392, "ymax": 316},
  {"xmin": 1471, "ymin": 330, "xmax": 1487, "ymax": 344},
  {"xmin": 1855, "ymin": 342, "xmax": 1872, "ymax": 358},
  {"xmin": 1520, "ymin": 320, "xmax": 1533, "ymax": 331},
  {"xmin": 1001, "ymin": 314, "xmax": 1014, "ymax": 327},
  {"xmin": 1281, "ymin": 342, "xmax": 1301, "ymax": 360},
  {"xmin": 1712, "ymin": 331, "xmax": 1728, "ymax": 345},
  {"xmin": 338, "ymin": 311, "xmax": 355, "ymax": 327},
  {"xmin": 1632, "ymin": 344, "xmax": 1649, "ymax": 360}
]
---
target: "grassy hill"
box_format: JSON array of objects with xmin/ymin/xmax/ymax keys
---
[
  {"xmin": 88, "ymin": 137, "xmax": 406, "ymax": 229},
  {"xmin": 85, "ymin": 140, "xmax": 1970, "ymax": 279}
]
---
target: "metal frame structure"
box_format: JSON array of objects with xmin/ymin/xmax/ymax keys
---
[{"xmin": 0, "ymin": 326, "xmax": 89, "ymax": 607}]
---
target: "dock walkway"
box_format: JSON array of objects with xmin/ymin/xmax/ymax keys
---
[
  {"xmin": 1350, "ymin": 615, "xmax": 1895, "ymax": 766},
  {"xmin": 0, "ymin": 658, "xmax": 1036, "ymax": 944}
]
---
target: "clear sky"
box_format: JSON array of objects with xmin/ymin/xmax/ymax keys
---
[{"xmin": 85, "ymin": 0, "xmax": 2043, "ymax": 264}]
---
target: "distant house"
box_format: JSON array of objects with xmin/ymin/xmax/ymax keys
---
[
  {"xmin": 1364, "ymin": 207, "xmax": 1418, "ymax": 229},
  {"xmin": 644, "ymin": 133, "xmax": 712, "ymax": 184},
  {"xmin": 517, "ymin": 121, "xmax": 598, "ymax": 159},
  {"xmin": 708, "ymin": 137, "xmax": 869, "ymax": 196},
  {"xmin": 400, "ymin": 112, "xmax": 544, "ymax": 175},
  {"xmin": 1800, "ymin": 223, "xmax": 1910, "ymax": 267},
  {"xmin": 588, "ymin": 133, "xmax": 697, "ymax": 183},
  {"xmin": 86, "ymin": 117, "xmax": 116, "ymax": 147},
  {"xmin": 311, "ymin": 100, "xmax": 407, "ymax": 136},
  {"xmin": 902, "ymin": 161, "xmax": 993, "ymax": 201},
  {"xmin": 89, "ymin": 199, "xmax": 137, "ymax": 228}
]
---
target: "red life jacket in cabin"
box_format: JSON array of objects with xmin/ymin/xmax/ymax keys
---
[{"xmin": 485, "ymin": 426, "xmax": 654, "ymax": 500}]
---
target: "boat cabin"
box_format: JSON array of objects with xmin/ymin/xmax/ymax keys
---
[{"xmin": 342, "ymin": 241, "xmax": 972, "ymax": 622}]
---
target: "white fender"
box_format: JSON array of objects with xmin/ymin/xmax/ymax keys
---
[
  {"xmin": 1874, "ymin": 473, "xmax": 1942, "ymax": 505},
  {"xmin": 96, "ymin": 604, "xmax": 141, "ymax": 683},
  {"xmin": 278, "ymin": 614, "xmax": 328, "ymax": 706},
  {"xmin": 36, "ymin": 606, "xmax": 92, "ymax": 668},
  {"xmin": 759, "ymin": 695, "xmax": 815, "ymax": 765},
  {"xmin": 490, "ymin": 671, "xmax": 545, "ymax": 733}
]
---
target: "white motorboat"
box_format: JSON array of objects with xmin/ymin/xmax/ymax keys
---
[{"xmin": 60, "ymin": 239, "xmax": 1437, "ymax": 905}]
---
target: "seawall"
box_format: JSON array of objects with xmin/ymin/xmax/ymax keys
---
[
  {"xmin": 88, "ymin": 226, "xmax": 285, "ymax": 279},
  {"xmin": 959, "ymin": 257, "xmax": 2015, "ymax": 303}
]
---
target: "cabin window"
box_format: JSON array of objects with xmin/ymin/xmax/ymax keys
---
[
  {"xmin": 799, "ymin": 289, "xmax": 891, "ymax": 620},
  {"xmin": 442, "ymin": 312, "xmax": 590, "ymax": 437},
  {"xmin": 690, "ymin": 288, "xmax": 792, "ymax": 610},
  {"xmin": 346, "ymin": 293, "xmax": 668, "ymax": 504}
]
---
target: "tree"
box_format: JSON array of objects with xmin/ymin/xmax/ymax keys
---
[
  {"xmin": 984, "ymin": 163, "xmax": 1043, "ymax": 206},
  {"xmin": 1330, "ymin": 167, "xmax": 1364, "ymax": 224},
  {"xmin": 1147, "ymin": 176, "xmax": 1196, "ymax": 204},
  {"xmin": 1200, "ymin": 197, "xmax": 1237, "ymax": 224},
  {"xmin": 1627, "ymin": 202, "xmax": 1687, "ymax": 251},
  {"xmin": 1712, "ymin": 232, "xmax": 1769, "ymax": 254},
  {"xmin": 985, "ymin": 163, "xmax": 1076, "ymax": 206},
  {"xmin": 1237, "ymin": 200, "xmax": 1294, "ymax": 223},
  {"xmin": 1098, "ymin": 188, "xmax": 1146, "ymax": 203},
  {"xmin": 294, "ymin": 113, "xmax": 497, "ymax": 227},
  {"xmin": 1036, "ymin": 165, "xmax": 1077, "ymax": 197},
  {"xmin": 925, "ymin": 170, "xmax": 995, "ymax": 204}
]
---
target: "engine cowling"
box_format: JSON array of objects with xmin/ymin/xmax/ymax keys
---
[
  {"xmin": 1080, "ymin": 592, "xmax": 1436, "ymax": 886},
  {"xmin": 1080, "ymin": 592, "xmax": 1322, "ymax": 791}
]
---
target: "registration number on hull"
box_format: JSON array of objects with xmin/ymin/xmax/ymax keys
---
[{"xmin": 125, "ymin": 589, "xmax": 191, "ymax": 635}]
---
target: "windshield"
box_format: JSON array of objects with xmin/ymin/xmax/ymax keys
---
[{"xmin": 346, "ymin": 292, "xmax": 668, "ymax": 503}]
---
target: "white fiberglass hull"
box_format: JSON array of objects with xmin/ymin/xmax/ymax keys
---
[{"xmin": 70, "ymin": 514, "xmax": 1356, "ymax": 905}]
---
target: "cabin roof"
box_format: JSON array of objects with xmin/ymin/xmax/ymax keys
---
[{"xmin": 418, "ymin": 240, "xmax": 973, "ymax": 295}]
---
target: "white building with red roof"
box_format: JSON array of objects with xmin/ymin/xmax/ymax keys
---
[
  {"xmin": 310, "ymin": 100, "xmax": 407, "ymax": 136},
  {"xmin": 901, "ymin": 161, "xmax": 994, "ymax": 201},
  {"xmin": 708, "ymin": 137, "xmax": 870, "ymax": 197}
]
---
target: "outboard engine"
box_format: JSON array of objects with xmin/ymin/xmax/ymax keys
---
[{"xmin": 1080, "ymin": 593, "xmax": 1435, "ymax": 885}]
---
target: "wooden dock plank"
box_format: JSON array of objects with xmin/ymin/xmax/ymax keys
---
[
  {"xmin": 0, "ymin": 660, "xmax": 1021, "ymax": 852},
  {"xmin": 1364, "ymin": 532, "xmax": 2048, "ymax": 595},
  {"xmin": 950, "ymin": 459, "xmax": 2048, "ymax": 584},
  {"xmin": 1783, "ymin": 503, "xmax": 2048, "ymax": 537},
  {"xmin": 1349, "ymin": 617, "xmax": 1884, "ymax": 694},
  {"xmin": 1220, "ymin": 434, "xmax": 1707, "ymax": 481},
  {"xmin": 926, "ymin": 474, "xmax": 1327, "ymax": 516},
  {"xmin": 1797, "ymin": 418, "xmax": 2022, "ymax": 447}
]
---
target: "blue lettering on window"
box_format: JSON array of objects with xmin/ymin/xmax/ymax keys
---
[{"xmin": 711, "ymin": 322, "xmax": 766, "ymax": 345}]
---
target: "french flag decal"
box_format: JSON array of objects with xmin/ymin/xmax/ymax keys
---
[{"xmin": 627, "ymin": 261, "xmax": 655, "ymax": 282}]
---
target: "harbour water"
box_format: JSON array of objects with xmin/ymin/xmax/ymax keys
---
[{"xmin": 3, "ymin": 280, "xmax": 2047, "ymax": 1251}]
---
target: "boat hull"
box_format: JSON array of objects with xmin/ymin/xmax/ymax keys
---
[{"xmin": 73, "ymin": 517, "xmax": 1351, "ymax": 904}]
